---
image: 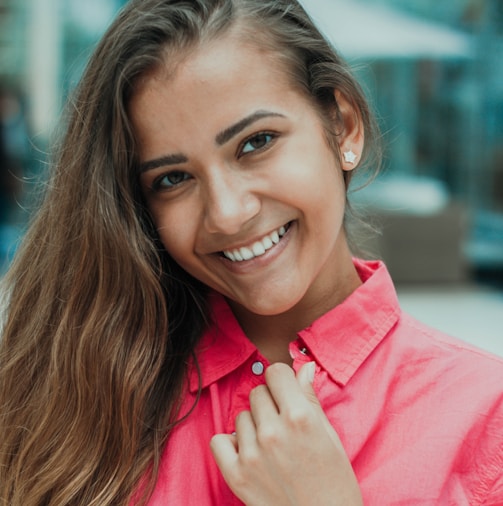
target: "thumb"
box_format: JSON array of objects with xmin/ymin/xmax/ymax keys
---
[
  {"xmin": 297, "ymin": 362, "xmax": 346, "ymax": 451},
  {"xmin": 296, "ymin": 361, "xmax": 319, "ymax": 405}
]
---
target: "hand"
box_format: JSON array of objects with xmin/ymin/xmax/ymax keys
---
[{"xmin": 210, "ymin": 362, "xmax": 363, "ymax": 506}]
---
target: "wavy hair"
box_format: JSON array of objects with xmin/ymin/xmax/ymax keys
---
[{"xmin": 0, "ymin": 1, "xmax": 381, "ymax": 504}]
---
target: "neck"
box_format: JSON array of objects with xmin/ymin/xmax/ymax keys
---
[{"xmin": 228, "ymin": 257, "xmax": 362, "ymax": 364}]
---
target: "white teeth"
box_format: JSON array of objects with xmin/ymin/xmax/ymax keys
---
[
  {"xmin": 222, "ymin": 224, "xmax": 289, "ymax": 262},
  {"xmin": 252, "ymin": 241, "xmax": 266, "ymax": 256},
  {"xmin": 240, "ymin": 247, "xmax": 254, "ymax": 261},
  {"xmin": 262, "ymin": 236, "xmax": 273, "ymax": 250}
]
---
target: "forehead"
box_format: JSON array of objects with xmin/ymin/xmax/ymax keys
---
[
  {"xmin": 128, "ymin": 32, "xmax": 309, "ymax": 144},
  {"xmin": 132, "ymin": 22, "xmax": 309, "ymax": 105}
]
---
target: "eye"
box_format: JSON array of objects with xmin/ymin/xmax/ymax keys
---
[
  {"xmin": 239, "ymin": 132, "xmax": 276, "ymax": 157},
  {"xmin": 152, "ymin": 170, "xmax": 191, "ymax": 191}
]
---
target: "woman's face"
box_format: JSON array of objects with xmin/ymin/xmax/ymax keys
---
[{"xmin": 131, "ymin": 33, "xmax": 359, "ymax": 319}]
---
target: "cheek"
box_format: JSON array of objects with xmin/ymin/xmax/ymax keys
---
[
  {"xmin": 280, "ymin": 155, "xmax": 346, "ymax": 214},
  {"xmin": 300, "ymin": 168, "xmax": 347, "ymax": 239},
  {"xmin": 149, "ymin": 203, "xmax": 197, "ymax": 260}
]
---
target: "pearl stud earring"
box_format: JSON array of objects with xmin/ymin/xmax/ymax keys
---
[{"xmin": 343, "ymin": 150, "xmax": 357, "ymax": 164}]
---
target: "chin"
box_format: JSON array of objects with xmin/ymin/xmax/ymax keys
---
[{"xmin": 236, "ymin": 296, "xmax": 302, "ymax": 317}]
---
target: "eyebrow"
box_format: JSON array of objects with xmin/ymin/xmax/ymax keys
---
[
  {"xmin": 138, "ymin": 109, "xmax": 285, "ymax": 173},
  {"xmin": 138, "ymin": 153, "xmax": 188, "ymax": 174},
  {"xmin": 215, "ymin": 110, "xmax": 285, "ymax": 146}
]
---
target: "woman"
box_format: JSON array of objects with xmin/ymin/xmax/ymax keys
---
[{"xmin": 1, "ymin": 1, "xmax": 502, "ymax": 505}]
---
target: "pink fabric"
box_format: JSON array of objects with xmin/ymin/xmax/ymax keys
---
[{"xmin": 142, "ymin": 260, "xmax": 503, "ymax": 505}]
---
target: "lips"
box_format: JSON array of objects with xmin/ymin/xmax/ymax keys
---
[{"xmin": 221, "ymin": 223, "xmax": 290, "ymax": 262}]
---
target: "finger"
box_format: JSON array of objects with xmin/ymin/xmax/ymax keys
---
[
  {"xmin": 296, "ymin": 361, "xmax": 321, "ymax": 407},
  {"xmin": 296, "ymin": 361, "xmax": 315, "ymax": 388},
  {"xmin": 234, "ymin": 409, "xmax": 257, "ymax": 451},
  {"xmin": 210, "ymin": 433, "xmax": 239, "ymax": 477},
  {"xmin": 295, "ymin": 363, "xmax": 346, "ymax": 451},
  {"xmin": 249, "ymin": 384, "xmax": 279, "ymax": 427},
  {"xmin": 264, "ymin": 362, "xmax": 308, "ymax": 412}
]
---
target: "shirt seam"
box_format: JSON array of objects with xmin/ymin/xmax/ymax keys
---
[
  {"xmin": 403, "ymin": 313, "xmax": 503, "ymax": 366},
  {"xmin": 336, "ymin": 304, "xmax": 400, "ymax": 385}
]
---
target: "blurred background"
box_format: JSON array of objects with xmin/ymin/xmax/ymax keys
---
[{"xmin": 0, "ymin": 0, "xmax": 502, "ymax": 353}]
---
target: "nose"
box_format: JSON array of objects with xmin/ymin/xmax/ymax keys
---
[{"xmin": 203, "ymin": 169, "xmax": 261, "ymax": 235}]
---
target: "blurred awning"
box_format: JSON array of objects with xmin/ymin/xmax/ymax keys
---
[{"xmin": 300, "ymin": 0, "xmax": 474, "ymax": 60}]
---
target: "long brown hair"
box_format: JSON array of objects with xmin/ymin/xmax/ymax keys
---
[{"xmin": 0, "ymin": 1, "xmax": 380, "ymax": 504}]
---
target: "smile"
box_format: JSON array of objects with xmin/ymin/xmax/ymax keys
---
[{"xmin": 221, "ymin": 223, "xmax": 290, "ymax": 262}]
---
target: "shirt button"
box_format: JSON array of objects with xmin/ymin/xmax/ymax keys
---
[
  {"xmin": 251, "ymin": 361, "xmax": 265, "ymax": 375},
  {"xmin": 300, "ymin": 347, "xmax": 308, "ymax": 355}
]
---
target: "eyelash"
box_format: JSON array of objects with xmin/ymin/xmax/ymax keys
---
[
  {"xmin": 238, "ymin": 131, "xmax": 278, "ymax": 158},
  {"xmin": 149, "ymin": 131, "xmax": 279, "ymax": 192},
  {"xmin": 151, "ymin": 170, "xmax": 191, "ymax": 192}
]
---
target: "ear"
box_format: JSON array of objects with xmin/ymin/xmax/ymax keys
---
[{"xmin": 333, "ymin": 90, "xmax": 365, "ymax": 171}]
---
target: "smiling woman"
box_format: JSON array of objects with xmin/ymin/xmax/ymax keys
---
[
  {"xmin": 1, "ymin": 1, "xmax": 502, "ymax": 505},
  {"xmin": 132, "ymin": 35, "xmax": 361, "ymax": 329}
]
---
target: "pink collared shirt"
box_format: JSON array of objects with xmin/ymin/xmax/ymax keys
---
[{"xmin": 142, "ymin": 260, "xmax": 503, "ymax": 505}]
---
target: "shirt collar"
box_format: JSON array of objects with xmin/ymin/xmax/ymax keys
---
[
  {"xmin": 298, "ymin": 259, "xmax": 400, "ymax": 386},
  {"xmin": 189, "ymin": 293, "xmax": 257, "ymax": 393},
  {"xmin": 189, "ymin": 259, "xmax": 400, "ymax": 392}
]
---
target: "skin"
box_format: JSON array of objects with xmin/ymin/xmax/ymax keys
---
[
  {"xmin": 131, "ymin": 30, "xmax": 364, "ymax": 505},
  {"xmin": 211, "ymin": 361, "xmax": 363, "ymax": 506}
]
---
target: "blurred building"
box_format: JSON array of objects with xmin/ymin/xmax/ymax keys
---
[{"xmin": 302, "ymin": 0, "xmax": 503, "ymax": 284}]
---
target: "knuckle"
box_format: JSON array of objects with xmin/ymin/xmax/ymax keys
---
[
  {"xmin": 284, "ymin": 407, "xmax": 314, "ymax": 431},
  {"xmin": 239, "ymin": 444, "xmax": 261, "ymax": 468},
  {"xmin": 256, "ymin": 425, "xmax": 281, "ymax": 447},
  {"xmin": 228, "ymin": 468, "xmax": 249, "ymax": 491}
]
